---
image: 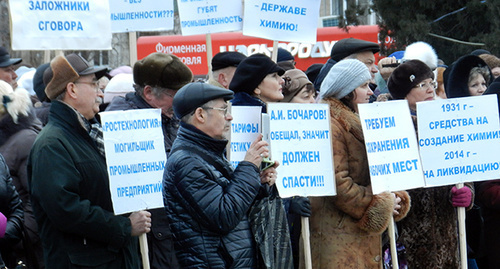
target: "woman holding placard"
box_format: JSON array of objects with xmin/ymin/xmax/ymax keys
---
[
  {"xmin": 229, "ymin": 53, "xmax": 294, "ymax": 269},
  {"xmin": 307, "ymin": 59, "xmax": 410, "ymax": 268},
  {"xmin": 444, "ymin": 54, "xmax": 492, "ymax": 268},
  {"xmin": 387, "ymin": 59, "xmax": 475, "ymax": 268}
]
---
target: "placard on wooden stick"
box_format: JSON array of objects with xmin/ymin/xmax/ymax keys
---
[
  {"xmin": 358, "ymin": 100, "xmax": 425, "ymax": 194},
  {"xmin": 268, "ymin": 103, "xmax": 335, "ymax": 198},
  {"xmin": 417, "ymin": 95, "xmax": 500, "ymax": 187}
]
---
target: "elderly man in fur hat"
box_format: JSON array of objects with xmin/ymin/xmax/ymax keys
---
[
  {"xmin": 106, "ymin": 52, "xmax": 193, "ymax": 268},
  {"xmin": 28, "ymin": 53, "xmax": 152, "ymax": 269}
]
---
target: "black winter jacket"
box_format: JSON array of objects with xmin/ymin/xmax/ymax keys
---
[
  {"xmin": 0, "ymin": 154, "xmax": 24, "ymax": 268},
  {"xmin": 163, "ymin": 123, "xmax": 261, "ymax": 268},
  {"xmin": 105, "ymin": 91, "xmax": 180, "ymax": 268}
]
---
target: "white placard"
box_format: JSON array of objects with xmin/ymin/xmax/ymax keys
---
[
  {"xmin": 358, "ymin": 100, "xmax": 425, "ymax": 194},
  {"xmin": 417, "ymin": 95, "xmax": 500, "ymax": 187},
  {"xmin": 100, "ymin": 109, "xmax": 166, "ymax": 215},
  {"xmin": 268, "ymin": 103, "xmax": 335, "ymax": 198},
  {"xmin": 9, "ymin": 0, "xmax": 111, "ymax": 50},
  {"xmin": 109, "ymin": 0, "xmax": 174, "ymax": 33},
  {"xmin": 177, "ymin": 0, "xmax": 242, "ymax": 36},
  {"xmin": 229, "ymin": 106, "xmax": 262, "ymax": 168},
  {"xmin": 243, "ymin": 0, "xmax": 321, "ymax": 44}
]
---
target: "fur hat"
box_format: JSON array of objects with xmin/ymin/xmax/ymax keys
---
[
  {"xmin": 133, "ymin": 53, "xmax": 193, "ymax": 91},
  {"xmin": 0, "ymin": 47, "xmax": 22, "ymax": 68},
  {"xmin": 211, "ymin": 51, "xmax": 247, "ymax": 71},
  {"xmin": 387, "ymin": 60, "xmax": 434, "ymax": 100},
  {"xmin": 43, "ymin": 54, "xmax": 108, "ymax": 100},
  {"xmin": 0, "ymin": 80, "xmax": 31, "ymax": 123},
  {"xmin": 281, "ymin": 69, "xmax": 313, "ymax": 102},
  {"xmin": 479, "ymin": 54, "xmax": 500, "ymax": 70},
  {"xmin": 403, "ymin": 42, "xmax": 438, "ymax": 70},
  {"xmin": 173, "ymin": 82, "xmax": 233, "ymax": 119},
  {"xmin": 444, "ymin": 55, "xmax": 490, "ymax": 98},
  {"xmin": 320, "ymin": 59, "xmax": 371, "ymax": 99},
  {"xmin": 229, "ymin": 54, "xmax": 285, "ymax": 95},
  {"xmin": 330, "ymin": 38, "xmax": 380, "ymax": 62}
]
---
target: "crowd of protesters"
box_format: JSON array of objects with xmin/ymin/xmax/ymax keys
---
[{"xmin": 0, "ymin": 34, "xmax": 499, "ymax": 269}]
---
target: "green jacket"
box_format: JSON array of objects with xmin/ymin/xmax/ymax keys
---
[{"xmin": 28, "ymin": 101, "xmax": 139, "ymax": 269}]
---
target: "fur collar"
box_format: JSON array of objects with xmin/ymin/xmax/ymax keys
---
[
  {"xmin": 0, "ymin": 110, "xmax": 42, "ymax": 147},
  {"xmin": 322, "ymin": 97, "xmax": 364, "ymax": 142}
]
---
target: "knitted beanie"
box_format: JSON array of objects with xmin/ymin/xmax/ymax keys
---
[{"xmin": 320, "ymin": 59, "xmax": 371, "ymax": 99}]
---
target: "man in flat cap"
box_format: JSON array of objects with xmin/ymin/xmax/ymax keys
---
[
  {"xmin": 208, "ymin": 51, "xmax": 246, "ymax": 89},
  {"xmin": 106, "ymin": 52, "xmax": 192, "ymax": 268},
  {"xmin": 28, "ymin": 53, "xmax": 151, "ymax": 268},
  {"xmin": 314, "ymin": 38, "xmax": 380, "ymax": 91},
  {"xmin": 0, "ymin": 46, "xmax": 22, "ymax": 89},
  {"xmin": 163, "ymin": 82, "xmax": 278, "ymax": 268}
]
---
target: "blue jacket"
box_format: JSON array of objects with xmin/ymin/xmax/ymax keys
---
[{"xmin": 163, "ymin": 123, "xmax": 261, "ymax": 268}]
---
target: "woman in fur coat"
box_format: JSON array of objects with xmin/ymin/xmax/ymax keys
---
[
  {"xmin": 0, "ymin": 80, "xmax": 43, "ymax": 268},
  {"xmin": 387, "ymin": 59, "xmax": 475, "ymax": 268},
  {"xmin": 306, "ymin": 59, "xmax": 411, "ymax": 269}
]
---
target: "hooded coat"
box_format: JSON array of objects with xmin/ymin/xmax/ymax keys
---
[
  {"xmin": 305, "ymin": 98, "xmax": 410, "ymax": 268},
  {"xmin": 444, "ymin": 55, "xmax": 492, "ymax": 98}
]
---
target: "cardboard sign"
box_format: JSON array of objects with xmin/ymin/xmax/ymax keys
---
[
  {"xmin": 177, "ymin": 0, "xmax": 242, "ymax": 35},
  {"xmin": 358, "ymin": 100, "xmax": 425, "ymax": 194},
  {"xmin": 243, "ymin": 0, "xmax": 321, "ymax": 44},
  {"xmin": 100, "ymin": 109, "xmax": 166, "ymax": 214},
  {"xmin": 109, "ymin": 0, "xmax": 174, "ymax": 33},
  {"xmin": 229, "ymin": 106, "xmax": 262, "ymax": 168},
  {"xmin": 9, "ymin": 0, "xmax": 111, "ymax": 50},
  {"xmin": 268, "ymin": 103, "xmax": 335, "ymax": 198},
  {"xmin": 417, "ymin": 95, "xmax": 500, "ymax": 187}
]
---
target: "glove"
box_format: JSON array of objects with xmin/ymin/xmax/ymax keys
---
[
  {"xmin": 451, "ymin": 186, "xmax": 472, "ymax": 207},
  {"xmin": 289, "ymin": 197, "xmax": 311, "ymax": 217}
]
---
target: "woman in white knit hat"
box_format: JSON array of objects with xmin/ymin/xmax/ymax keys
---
[{"xmin": 305, "ymin": 59, "xmax": 411, "ymax": 268}]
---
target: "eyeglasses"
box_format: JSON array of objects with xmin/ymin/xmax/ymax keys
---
[
  {"xmin": 202, "ymin": 106, "xmax": 229, "ymax": 116},
  {"xmin": 414, "ymin": 81, "xmax": 438, "ymax": 90},
  {"xmin": 75, "ymin": 80, "xmax": 101, "ymax": 91},
  {"xmin": 151, "ymin": 87, "xmax": 175, "ymax": 98}
]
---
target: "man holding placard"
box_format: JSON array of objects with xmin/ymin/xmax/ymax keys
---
[
  {"xmin": 106, "ymin": 52, "xmax": 193, "ymax": 268},
  {"xmin": 164, "ymin": 82, "xmax": 278, "ymax": 268},
  {"xmin": 28, "ymin": 54, "xmax": 151, "ymax": 268}
]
